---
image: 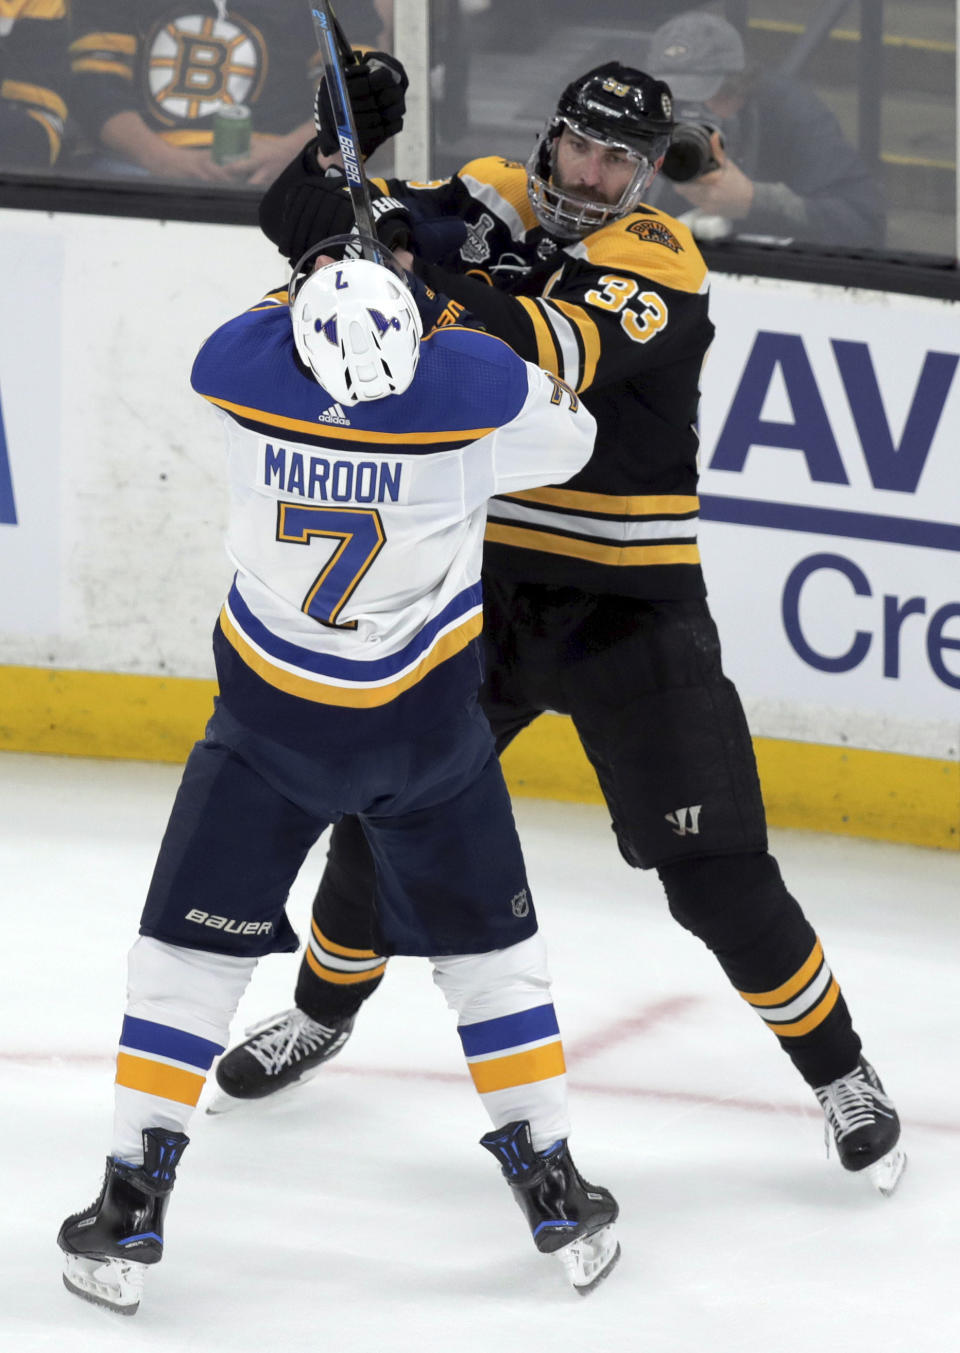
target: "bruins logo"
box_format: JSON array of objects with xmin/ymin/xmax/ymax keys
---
[
  {"xmin": 143, "ymin": 7, "xmax": 267, "ymax": 127},
  {"xmin": 628, "ymin": 219, "xmax": 682, "ymax": 253}
]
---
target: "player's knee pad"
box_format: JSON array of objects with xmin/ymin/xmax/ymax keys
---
[
  {"xmin": 126, "ymin": 935, "xmax": 257, "ymax": 1048},
  {"xmin": 657, "ymin": 850, "xmax": 803, "ymax": 953},
  {"xmin": 430, "ymin": 931, "xmax": 551, "ymax": 1025}
]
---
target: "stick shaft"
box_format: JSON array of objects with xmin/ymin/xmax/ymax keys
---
[{"xmin": 310, "ymin": 3, "xmax": 381, "ymax": 261}]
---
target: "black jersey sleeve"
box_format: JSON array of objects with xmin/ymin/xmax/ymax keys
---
[
  {"xmin": 68, "ymin": 0, "xmax": 140, "ymax": 137},
  {"xmin": 1, "ymin": 1, "xmax": 69, "ymax": 166}
]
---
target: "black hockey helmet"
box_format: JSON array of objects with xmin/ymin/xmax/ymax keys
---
[
  {"xmin": 527, "ymin": 63, "xmax": 676, "ymax": 238},
  {"xmin": 557, "ymin": 63, "xmax": 675, "ymax": 156}
]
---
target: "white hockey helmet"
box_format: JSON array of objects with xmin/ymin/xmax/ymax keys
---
[{"xmin": 290, "ymin": 240, "xmax": 423, "ymax": 404}]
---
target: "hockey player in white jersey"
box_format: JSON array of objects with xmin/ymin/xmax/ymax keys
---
[{"xmin": 56, "ymin": 243, "xmax": 620, "ymax": 1314}]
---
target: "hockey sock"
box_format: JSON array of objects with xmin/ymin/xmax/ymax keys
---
[
  {"xmin": 297, "ymin": 816, "xmax": 388, "ymax": 1022},
  {"xmin": 113, "ymin": 937, "xmax": 257, "ymax": 1161},
  {"xmin": 658, "ymin": 851, "xmax": 862, "ymax": 1087},
  {"xmin": 431, "ymin": 932, "xmax": 570, "ymax": 1151},
  {"xmin": 294, "ymin": 916, "xmax": 387, "ymax": 1023}
]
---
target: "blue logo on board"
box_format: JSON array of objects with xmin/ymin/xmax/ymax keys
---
[{"xmin": 0, "ymin": 383, "xmax": 16, "ymax": 525}]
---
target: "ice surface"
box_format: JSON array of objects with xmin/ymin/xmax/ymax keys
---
[{"xmin": 1, "ymin": 751, "xmax": 957, "ymax": 1351}]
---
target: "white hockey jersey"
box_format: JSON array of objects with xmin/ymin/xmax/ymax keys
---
[{"xmin": 191, "ymin": 291, "xmax": 595, "ymax": 748}]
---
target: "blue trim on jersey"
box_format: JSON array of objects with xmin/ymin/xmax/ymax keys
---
[
  {"xmin": 227, "ymin": 578, "xmax": 483, "ymax": 681},
  {"xmin": 119, "ymin": 1016, "xmax": 223, "ymax": 1070},
  {"xmin": 458, "ymin": 1003, "xmax": 560, "ymax": 1057},
  {"xmin": 192, "ymin": 304, "xmax": 530, "ymax": 443}
]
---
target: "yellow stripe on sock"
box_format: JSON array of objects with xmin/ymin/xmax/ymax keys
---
[
  {"xmin": 115, "ymin": 1052, "xmax": 206, "ymax": 1106},
  {"xmin": 304, "ymin": 946, "xmax": 386, "ymax": 984},
  {"xmin": 469, "ymin": 1042, "xmax": 566, "ymax": 1094},
  {"xmin": 765, "ymin": 978, "xmax": 841, "ymax": 1037},
  {"xmin": 311, "ymin": 918, "xmax": 380, "ymax": 960},
  {"xmin": 739, "ymin": 939, "xmax": 825, "ymax": 1008}
]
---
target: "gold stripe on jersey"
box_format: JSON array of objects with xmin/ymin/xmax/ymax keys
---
[
  {"xmin": 548, "ymin": 300, "xmax": 601, "ymax": 391},
  {"xmin": 161, "ymin": 129, "xmax": 215, "ymax": 147},
  {"xmin": 203, "ymin": 393, "xmax": 496, "ymax": 446},
  {"xmin": 458, "ymin": 156, "xmax": 540, "ymax": 233},
  {"xmin": 69, "ymin": 31, "xmax": 137, "ymax": 55},
  {"xmin": 484, "ymin": 523, "xmax": 700, "ymax": 568},
  {"xmin": 517, "ymin": 298, "xmax": 559, "ymax": 376},
  {"xmin": 2, "ymin": 78, "xmax": 66, "ymax": 120},
  {"xmin": 248, "ymin": 289, "xmax": 288, "ymax": 311},
  {"xmin": 71, "ymin": 58, "xmax": 133, "ymax": 79},
  {"xmin": 115, "ymin": 1052, "xmax": 205, "ymax": 1106},
  {"xmin": 219, "ymin": 606, "xmax": 484, "ymax": 707},
  {"xmin": 468, "ymin": 1042, "xmax": 566, "ymax": 1094},
  {"xmin": 569, "ymin": 212, "xmax": 709, "ymax": 295},
  {"xmin": 4, "ymin": 0, "xmax": 65, "ymax": 16},
  {"xmin": 507, "ymin": 487, "xmax": 699, "ymax": 517}
]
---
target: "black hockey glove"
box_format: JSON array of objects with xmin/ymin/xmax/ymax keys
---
[
  {"xmin": 314, "ymin": 50, "xmax": 408, "ymax": 159},
  {"xmin": 261, "ymin": 165, "xmax": 413, "ymax": 264}
]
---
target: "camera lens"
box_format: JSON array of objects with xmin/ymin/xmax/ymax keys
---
[{"xmin": 662, "ymin": 123, "xmax": 717, "ymax": 183}]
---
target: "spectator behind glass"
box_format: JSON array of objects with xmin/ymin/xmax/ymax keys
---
[
  {"xmin": 66, "ymin": 0, "xmax": 389, "ymax": 185},
  {"xmin": 0, "ymin": 0, "xmax": 69, "ymax": 169},
  {"xmin": 645, "ymin": 9, "xmax": 885, "ymax": 249}
]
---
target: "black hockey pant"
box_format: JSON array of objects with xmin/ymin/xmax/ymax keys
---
[{"xmin": 297, "ymin": 582, "xmax": 862, "ymax": 1088}]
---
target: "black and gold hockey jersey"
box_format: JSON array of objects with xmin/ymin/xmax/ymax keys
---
[
  {"xmin": 0, "ymin": 0, "xmax": 68, "ymax": 166},
  {"xmin": 387, "ymin": 156, "xmax": 715, "ymax": 600},
  {"xmin": 68, "ymin": 1, "xmax": 381, "ymax": 146}
]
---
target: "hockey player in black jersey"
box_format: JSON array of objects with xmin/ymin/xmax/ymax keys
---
[{"xmin": 216, "ymin": 57, "xmax": 906, "ymax": 1200}]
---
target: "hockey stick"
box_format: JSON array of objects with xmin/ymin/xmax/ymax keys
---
[{"xmin": 310, "ymin": 2, "xmax": 382, "ymax": 262}]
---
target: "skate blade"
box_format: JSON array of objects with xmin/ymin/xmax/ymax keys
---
[
  {"xmin": 205, "ymin": 1076, "xmax": 314, "ymax": 1116},
  {"xmin": 556, "ymin": 1224, "xmax": 621, "ymax": 1295},
  {"xmin": 204, "ymin": 1090, "xmax": 246, "ymax": 1116},
  {"xmin": 62, "ymin": 1252, "xmax": 147, "ymax": 1315},
  {"xmin": 866, "ymin": 1145, "xmax": 907, "ymax": 1197}
]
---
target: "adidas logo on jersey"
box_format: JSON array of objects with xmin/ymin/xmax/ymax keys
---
[{"xmin": 318, "ymin": 402, "xmax": 351, "ymax": 426}]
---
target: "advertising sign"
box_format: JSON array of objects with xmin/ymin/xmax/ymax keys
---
[{"xmin": 699, "ymin": 275, "xmax": 960, "ymax": 757}]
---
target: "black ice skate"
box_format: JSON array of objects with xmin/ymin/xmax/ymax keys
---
[
  {"xmin": 58, "ymin": 1127, "xmax": 189, "ymax": 1315},
  {"xmin": 814, "ymin": 1057, "xmax": 906, "ymax": 1196},
  {"xmin": 209, "ymin": 1007, "xmax": 356, "ymax": 1110},
  {"xmin": 480, "ymin": 1120, "xmax": 620, "ymax": 1294}
]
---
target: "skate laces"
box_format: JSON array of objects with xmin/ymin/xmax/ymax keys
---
[
  {"xmin": 243, "ymin": 1010, "xmax": 342, "ymax": 1076},
  {"xmin": 815, "ymin": 1063, "xmax": 894, "ymax": 1145}
]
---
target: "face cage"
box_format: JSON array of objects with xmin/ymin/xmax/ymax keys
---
[{"xmin": 525, "ymin": 119, "xmax": 660, "ymax": 239}]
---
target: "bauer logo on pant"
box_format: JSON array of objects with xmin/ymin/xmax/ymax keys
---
[{"xmin": 185, "ymin": 908, "xmax": 273, "ymax": 936}]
